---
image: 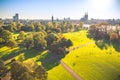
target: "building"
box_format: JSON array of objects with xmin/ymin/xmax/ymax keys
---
[
  {"xmin": 64, "ymin": 17, "xmax": 70, "ymax": 22},
  {"xmin": 51, "ymin": 15, "xmax": 54, "ymax": 22},
  {"xmin": 80, "ymin": 12, "xmax": 88, "ymax": 23},
  {"xmin": 13, "ymin": 13, "xmax": 19, "ymax": 22}
]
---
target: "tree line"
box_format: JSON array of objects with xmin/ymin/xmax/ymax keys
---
[
  {"xmin": 0, "ymin": 20, "xmax": 84, "ymax": 80},
  {"xmin": 88, "ymin": 23, "xmax": 120, "ymax": 46}
]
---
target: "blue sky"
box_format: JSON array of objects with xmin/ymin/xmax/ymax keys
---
[{"xmin": 0, "ymin": 0, "xmax": 120, "ymax": 19}]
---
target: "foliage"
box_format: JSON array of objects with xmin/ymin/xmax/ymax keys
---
[
  {"xmin": 23, "ymin": 33, "xmax": 34, "ymax": 49},
  {"xmin": 10, "ymin": 61, "xmax": 47, "ymax": 80},
  {"xmin": 45, "ymin": 33, "xmax": 59, "ymax": 46},
  {"xmin": 0, "ymin": 60, "xmax": 8, "ymax": 78},
  {"xmin": 17, "ymin": 31, "xmax": 26, "ymax": 40},
  {"xmin": 6, "ymin": 39, "xmax": 18, "ymax": 48},
  {"xmin": 110, "ymin": 32, "xmax": 119, "ymax": 41}
]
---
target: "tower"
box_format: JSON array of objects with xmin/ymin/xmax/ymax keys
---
[
  {"xmin": 85, "ymin": 12, "xmax": 88, "ymax": 20},
  {"xmin": 13, "ymin": 13, "xmax": 19, "ymax": 22},
  {"xmin": 51, "ymin": 15, "xmax": 54, "ymax": 22}
]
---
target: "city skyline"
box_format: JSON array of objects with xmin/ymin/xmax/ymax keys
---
[{"xmin": 0, "ymin": 0, "xmax": 120, "ymax": 19}]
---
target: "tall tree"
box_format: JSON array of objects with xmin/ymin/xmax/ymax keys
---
[
  {"xmin": 0, "ymin": 30, "xmax": 12, "ymax": 43},
  {"xmin": 45, "ymin": 33, "xmax": 59, "ymax": 46},
  {"xmin": 23, "ymin": 33, "xmax": 34, "ymax": 49},
  {"xmin": 0, "ymin": 60, "xmax": 8, "ymax": 78},
  {"xmin": 6, "ymin": 39, "xmax": 17, "ymax": 48}
]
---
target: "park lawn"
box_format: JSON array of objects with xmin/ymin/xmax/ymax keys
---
[
  {"xmin": 63, "ymin": 30, "xmax": 94, "ymax": 48},
  {"xmin": 0, "ymin": 46, "xmax": 75, "ymax": 80},
  {"xmin": 0, "ymin": 46, "xmax": 19, "ymax": 59},
  {"xmin": 3, "ymin": 30, "xmax": 120, "ymax": 80},
  {"xmin": 48, "ymin": 64, "xmax": 75, "ymax": 80},
  {"xmin": 62, "ymin": 30, "xmax": 120, "ymax": 80}
]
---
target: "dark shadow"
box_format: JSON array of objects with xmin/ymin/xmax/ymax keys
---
[
  {"xmin": 87, "ymin": 32, "xmax": 112, "ymax": 50},
  {"xmin": 112, "ymin": 42, "xmax": 120, "ymax": 52},
  {"xmin": 0, "ymin": 45, "xmax": 4, "ymax": 48},
  {"xmin": 24, "ymin": 49, "xmax": 42, "ymax": 60},
  {"xmin": 36, "ymin": 52, "xmax": 65, "ymax": 71},
  {"xmin": 87, "ymin": 32, "xmax": 94, "ymax": 39},
  {"xmin": 1, "ymin": 48, "xmax": 26, "ymax": 61},
  {"xmin": 95, "ymin": 40, "xmax": 110, "ymax": 50}
]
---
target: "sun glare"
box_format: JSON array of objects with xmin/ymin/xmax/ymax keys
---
[{"xmin": 91, "ymin": 0, "xmax": 113, "ymax": 10}]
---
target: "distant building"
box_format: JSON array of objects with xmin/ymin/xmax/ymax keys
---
[
  {"xmin": 13, "ymin": 13, "xmax": 19, "ymax": 22},
  {"xmin": 51, "ymin": 15, "xmax": 54, "ymax": 22},
  {"xmin": 64, "ymin": 17, "xmax": 70, "ymax": 22},
  {"xmin": 4, "ymin": 19, "xmax": 12, "ymax": 26},
  {"xmin": 80, "ymin": 12, "xmax": 88, "ymax": 23}
]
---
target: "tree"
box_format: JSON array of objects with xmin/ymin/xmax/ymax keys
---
[
  {"xmin": 46, "ymin": 22, "xmax": 53, "ymax": 31},
  {"xmin": 52, "ymin": 22, "xmax": 58, "ymax": 28},
  {"xmin": 27, "ymin": 23, "xmax": 35, "ymax": 31},
  {"xmin": 110, "ymin": 32, "xmax": 119, "ymax": 42},
  {"xmin": 89, "ymin": 24, "xmax": 97, "ymax": 35},
  {"xmin": 10, "ymin": 61, "xmax": 47, "ymax": 80},
  {"xmin": 47, "ymin": 37, "xmax": 73, "ymax": 55},
  {"xmin": 19, "ymin": 72, "xmax": 34, "ymax": 80},
  {"xmin": 68, "ymin": 22, "xmax": 74, "ymax": 32},
  {"xmin": 51, "ymin": 28, "xmax": 61, "ymax": 33},
  {"xmin": 34, "ymin": 66, "xmax": 47, "ymax": 80},
  {"xmin": 21, "ymin": 23, "xmax": 34, "ymax": 32},
  {"xmin": 34, "ymin": 22, "xmax": 45, "ymax": 31},
  {"xmin": 17, "ymin": 22, "xmax": 24, "ymax": 32},
  {"xmin": 0, "ymin": 60, "xmax": 8, "ymax": 78},
  {"xmin": 10, "ymin": 61, "xmax": 30, "ymax": 80},
  {"xmin": 33, "ymin": 32, "xmax": 47, "ymax": 50},
  {"xmin": 7, "ymin": 22, "xmax": 17, "ymax": 32},
  {"xmin": 0, "ymin": 30, "xmax": 12, "ymax": 43},
  {"xmin": 23, "ymin": 33, "xmax": 34, "ymax": 49},
  {"xmin": 60, "ymin": 21, "xmax": 67, "ymax": 32},
  {"xmin": 45, "ymin": 33, "xmax": 59, "ymax": 46},
  {"xmin": 59, "ymin": 38, "xmax": 73, "ymax": 48},
  {"xmin": 17, "ymin": 31, "xmax": 26, "ymax": 40},
  {"xmin": 6, "ymin": 39, "xmax": 17, "ymax": 48},
  {"xmin": 78, "ymin": 22, "xmax": 84, "ymax": 30}
]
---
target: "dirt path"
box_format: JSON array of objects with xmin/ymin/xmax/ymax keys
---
[
  {"xmin": 68, "ymin": 42, "xmax": 95, "ymax": 52},
  {"xmin": 60, "ymin": 42, "xmax": 95, "ymax": 80},
  {"xmin": 60, "ymin": 60, "xmax": 82, "ymax": 80}
]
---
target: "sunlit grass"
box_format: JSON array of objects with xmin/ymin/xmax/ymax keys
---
[
  {"xmin": 1, "ymin": 30, "xmax": 120, "ymax": 80},
  {"xmin": 48, "ymin": 64, "xmax": 75, "ymax": 80},
  {"xmin": 63, "ymin": 30, "xmax": 94, "ymax": 48},
  {"xmin": 62, "ymin": 30, "xmax": 120, "ymax": 80}
]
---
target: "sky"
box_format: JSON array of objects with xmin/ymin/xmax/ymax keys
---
[{"xmin": 0, "ymin": 0, "xmax": 120, "ymax": 19}]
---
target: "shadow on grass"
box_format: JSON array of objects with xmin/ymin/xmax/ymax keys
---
[
  {"xmin": 23, "ymin": 49, "xmax": 42, "ymax": 60},
  {"xmin": 95, "ymin": 40, "xmax": 120, "ymax": 52},
  {"xmin": 112, "ymin": 42, "xmax": 120, "ymax": 52},
  {"xmin": 1, "ymin": 48, "xmax": 26, "ymax": 61},
  {"xmin": 37, "ymin": 52, "xmax": 65, "ymax": 71},
  {"xmin": 95, "ymin": 40, "xmax": 111, "ymax": 50},
  {"xmin": 87, "ymin": 32, "xmax": 120, "ymax": 52}
]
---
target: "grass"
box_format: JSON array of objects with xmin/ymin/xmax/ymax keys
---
[
  {"xmin": 0, "ymin": 31, "xmax": 74, "ymax": 79},
  {"xmin": 48, "ymin": 64, "xmax": 75, "ymax": 80},
  {"xmin": 2, "ymin": 30, "xmax": 120, "ymax": 80},
  {"xmin": 63, "ymin": 30, "xmax": 94, "ymax": 48},
  {"xmin": 0, "ymin": 46, "xmax": 74, "ymax": 80},
  {"xmin": 62, "ymin": 30, "xmax": 120, "ymax": 80}
]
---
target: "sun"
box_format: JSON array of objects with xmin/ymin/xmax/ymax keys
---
[{"xmin": 91, "ymin": 0, "xmax": 113, "ymax": 10}]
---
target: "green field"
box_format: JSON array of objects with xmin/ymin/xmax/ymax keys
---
[
  {"xmin": 62, "ymin": 30, "xmax": 120, "ymax": 80},
  {"xmin": 1, "ymin": 30, "xmax": 120, "ymax": 80}
]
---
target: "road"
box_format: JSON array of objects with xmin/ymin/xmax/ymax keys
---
[
  {"xmin": 60, "ymin": 42, "xmax": 95, "ymax": 80},
  {"xmin": 60, "ymin": 60, "xmax": 82, "ymax": 80}
]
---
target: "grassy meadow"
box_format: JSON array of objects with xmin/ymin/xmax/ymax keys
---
[
  {"xmin": 63, "ymin": 30, "xmax": 120, "ymax": 80},
  {"xmin": 1, "ymin": 30, "xmax": 120, "ymax": 80}
]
